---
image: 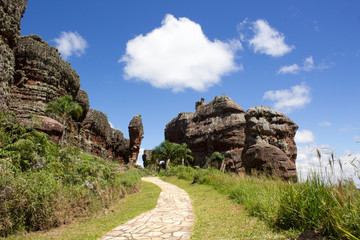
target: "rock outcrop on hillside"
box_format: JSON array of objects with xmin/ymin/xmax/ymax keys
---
[
  {"xmin": 165, "ymin": 95, "xmax": 298, "ymax": 180},
  {"xmin": 10, "ymin": 35, "xmax": 80, "ymax": 116},
  {"xmin": 166, "ymin": 95, "xmax": 246, "ymax": 172},
  {"xmin": 0, "ymin": 0, "xmax": 143, "ymax": 164}
]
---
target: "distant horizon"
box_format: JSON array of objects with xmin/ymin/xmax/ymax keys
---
[{"xmin": 20, "ymin": 0, "xmax": 360, "ymax": 184}]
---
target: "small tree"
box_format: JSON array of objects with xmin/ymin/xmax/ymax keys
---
[
  {"xmin": 177, "ymin": 143, "xmax": 194, "ymax": 166},
  {"xmin": 210, "ymin": 151, "xmax": 225, "ymax": 172},
  {"xmin": 45, "ymin": 95, "xmax": 83, "ymax": 145}
]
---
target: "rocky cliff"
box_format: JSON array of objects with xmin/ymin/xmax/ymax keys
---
[
  {"xmin": 165, "ymin": 95, "xmax": 298, "ymax": 181},
  {"xmin": 0, "ymin": 0, "xmax": 143, "ymax": 165}
]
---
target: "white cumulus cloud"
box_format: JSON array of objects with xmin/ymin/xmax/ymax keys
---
[
  {"xmin": 295, "ymin": 129, "xmax": 315, "ymax": 144},
  {"xmin": 263, "ymin": 82, "xmax": 311, "ymax": 113},
  {"xmin": 120, "ymin": 14, "xmax": 241, "ymax": 92},
  {"xmin": 249, "ymin": 19, "xmax": 294, "ymax": 57},
  {"xmin": 54, "ymin": 31, "xmax": 88, "ymax": 59}
]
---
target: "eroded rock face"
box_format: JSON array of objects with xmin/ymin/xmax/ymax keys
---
[
  {"xmin": 0, "ymin": 0, "xmax": 27, "ymax": 111},
  {"xmin": 242, "ymin": 143, "xmax": 297, "ymax": 181},
  {"xmin": 9, "ymin": 35, "xmax": 80, "ymax": 116},
  {"xmin": 165, "ymin": 95, "xmax": 298, "ymax": 179},
  {"xmin": 81, "ymin": 109, "xmax": 129, "ymax": 163},
  {"xmin": 142, "ymin": 150, "xmax": 153, "ymax": 168},
  {"xmin": 244, "ymin": 106, "xmax": 298, "ymax": 163},
  {"xmin": 0, "ymin": 0, "xmax": 143, "ymax": 165},
  {"xmin": 0, "ymin": 0, "xmax": 28, "ymax": 48},
  {"xmin": 165, "ymin": 95, "xmax": 246, "ymax": 172},
  {"xmin": 128, "ymin": 115, "xmax": 144, "ymax": 166},
  {"xmin": 74, "ymin": 88, "xmax": 90, "ymax": 121},
  {"xmin": 0, "ymin": 41, "xmax": 14, "ymax": 111}
]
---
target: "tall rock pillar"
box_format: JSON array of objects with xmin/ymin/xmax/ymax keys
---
[{"xmin": 128, "ymin": 114, "xmax": 144, "ymax": 166}]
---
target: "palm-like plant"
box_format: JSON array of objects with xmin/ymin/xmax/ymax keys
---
[
  {"xmin": 152, "ymin": 141, "xmax": 179, "ymax": 170},
  {"xmin": 45, "ymin": 95, "xmax": 83, "ymax": 145},
  {"xmin": 177, "ymin": 143, "xmax": 194, "ymax": 166}
]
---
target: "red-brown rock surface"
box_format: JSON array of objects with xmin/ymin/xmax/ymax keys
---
[
  {"xmin": 242, "ymin": 143, "xmax": 297, "ymax": 181},
  {"xmin": 80, "ymin": 109, "xmax": 130, "ymax": 163},
  {"xmin": 10, "ymin": 35, "xmax": 80, "ymax": 116},
  {"xmin": 128, "ymin": 115, "xmax": 144, "ymax": 166},
  {"xmin": 165, "ymin": 95, "xmax": 298, "ymax": 179},
  {"xmin": 166, "ymin": 95, "xmax": 246, "ymax": 172}
]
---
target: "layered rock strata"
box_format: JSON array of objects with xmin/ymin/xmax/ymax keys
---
[
  {"xmin": 166, "ymin": 95, "xmax": 246, "ymax": 172},
  {"xmin": 165, "ymin": 95, "xmax": 298, "ymax": 180},
  {"xmin": 0, "ymin": 0, "xmax": 27, "ymax": 111},
  {"xmin": 0, "ymin": 0, "xmax": 143, "ymax": 164}
]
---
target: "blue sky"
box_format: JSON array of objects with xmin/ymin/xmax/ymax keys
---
[{"xmin": 21, "ymin": 0, "xmax": 360, "ymax": 182}]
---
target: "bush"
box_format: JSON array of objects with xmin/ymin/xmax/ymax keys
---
[{"xmin": 0, "ymin": 112, "xmax": 141, "ymax": 237}]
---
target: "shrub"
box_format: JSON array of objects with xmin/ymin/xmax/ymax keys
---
[{"xmin": 0, "ymin": 112, "xmax": 141, "ymax": 237}]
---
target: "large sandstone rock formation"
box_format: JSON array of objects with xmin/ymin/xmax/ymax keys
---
[
  {"xmin": 166, "ymin": 95, "xmax": 246, "ymax": 172},
  {"xmin": 0, "ymin": 0, "xmax": 143, "ymax": 165},
  {"xmin": 165, "ymin": 95, "xmax": 298, "ymax": 180}
]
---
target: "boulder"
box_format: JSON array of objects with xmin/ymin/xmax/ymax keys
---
[
  {"xmin": 128, "ymin": 115, "xmax": 144, "ymax": 166},
  {"xmin": 17, "ymin": 114, "xmax": 63, "ymax": 143},
  {"xmin": 242, "ymin": 143, "xmax": 297, "ymax": 181},
  {"xmin": 244, "ymin": 106, "xmax": 298, "ymax": 163}
]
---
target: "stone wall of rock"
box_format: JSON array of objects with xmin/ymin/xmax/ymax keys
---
[
  {"xmin": 0, "ymin": 0, "xmax": 143, "ymax": 165},
  {"xmin": 0, "ymin": 0, "xmax": 27, "ymax": 111},
  {"xmin": 80, "ymin": 109, "xmax": 130, "ymax": 163},
  {"xmin": 165, "ymin": 95, "xmax": 298, "ymax": 180}
]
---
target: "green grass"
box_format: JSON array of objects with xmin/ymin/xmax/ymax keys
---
[
  {"xmin": 4, "ymin": 181, "xmax": 161, "ymax": 240},
  {"xmin": 163, "ymin": 176, "xmax": 297, "ymax": 240},
  {"xmin": 0, "ymin": 112, "xmax": 143, "ymax": 237},
  {"xmin": 165, "ymin": 165, "xmax": 360, "ymax": 239}
]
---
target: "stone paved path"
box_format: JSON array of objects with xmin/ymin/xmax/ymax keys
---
[{"xmin": 99, "ymin": 177, "xmax": 194, "ymax": 240}]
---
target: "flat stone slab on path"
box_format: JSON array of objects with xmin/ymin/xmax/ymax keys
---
[{"xmin": 99, "ymin": 177, "xmax": 194, "ymax": 240}]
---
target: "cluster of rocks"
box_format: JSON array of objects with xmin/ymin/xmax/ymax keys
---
[
  {"xmin": 0, "ymin": 0, "xmax": 143, "ymax": 164},
  {"xmin": 164, "ymin": 95, "xmax": 298, "ymax": 181}
]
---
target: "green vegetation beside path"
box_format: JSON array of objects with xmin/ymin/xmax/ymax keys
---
[
  {"xmin": 163, "ymin": 176, "xmax": 296, "ymax": 240},
  {"xmin": 4, "ymin": 181, "xmax": 161, "ymax": 240},
  {"xmin": 163, "ymin": 166, "xmax": 360, "ymax": 240}
]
